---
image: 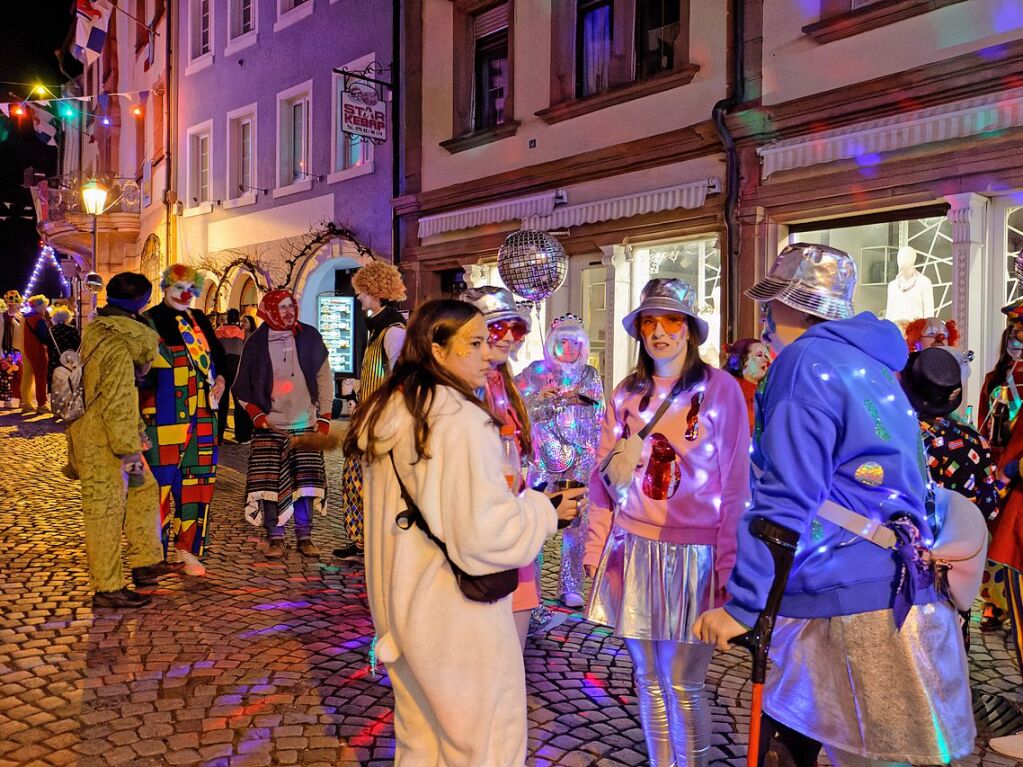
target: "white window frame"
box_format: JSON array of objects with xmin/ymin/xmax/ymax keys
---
[
  {"xmin": 186, "ymin": 0, "xmax": 214, "ymax": 75},
  {"xmin": 275, "ymin": 80, "xmax": 314, "ymax": 197},
  {"xmin": 225, "ymin": 103, "xmax": 258, "ymax": 208},
  {"xmin": 186, "ymin": 119, "xmax": 214, "ymax": 213},
  {"xmin": 275, "ymin": 0, "xmax": 314, "ymax": 33},
  {"xmin": 329, "ymin": 52, "xmax": 377, "ymax": 184},
  {"xmin": 225, "ymin": 0, "xmax": 258, "ymax": 56}
]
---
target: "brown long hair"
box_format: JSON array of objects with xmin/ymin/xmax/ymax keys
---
[
  {"xmin": 342, "ymin": 299, "xmax": 498, "ymax": 463},
  {"xmin": 622, "ymin": 315, "xmax": 708, "ymax": 411},
  {"xmin": 494, "ymin": 361, "xmax": 532, "ymax": 457}
]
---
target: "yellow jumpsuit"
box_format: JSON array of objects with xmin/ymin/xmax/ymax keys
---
[{"xmin": 67, "ymin": 312, "xmax": 164, "ymax": 592}]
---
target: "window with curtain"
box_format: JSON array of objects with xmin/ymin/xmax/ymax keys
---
[
  {"xmin": 291, "ymin": 101, "xmax": 306, "ymax": 182},
  {"xmin": 191, "ymin": 0, "xmax": 211, "ymax": 58},
  {"xmin": 240, "ymin": 121, "xmax": 252, "ymax": 191},
  {"xmin": 636, "ymin": 0, "xmax": 680, "ymax": 79},
  {"xmin": 472, "ymin": 5, "xmax": 509, "ymax": 131},
  {"xmin": 576, "ymin": 0, "xmax": 612, "ymax": 98},
  {"xmin": 136, "ymin": 0, "xmax": 150, "ymax": 50},
  {"xmin": 230, "ymin": 0, "xmax": 254, "ymax": 38}
]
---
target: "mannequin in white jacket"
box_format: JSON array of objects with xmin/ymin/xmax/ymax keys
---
[{"xmin": 346, "ymin": 299, "xmax": 581, "ymax": 767}]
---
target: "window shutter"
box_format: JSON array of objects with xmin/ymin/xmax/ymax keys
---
[{"xmin": 474, "ymin": 3, "xmax": 508, "ymax": 39}]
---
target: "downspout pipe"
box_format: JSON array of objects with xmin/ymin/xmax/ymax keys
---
[
  {"xmin": 712, "ymin": 0, "xmax": 745, "ymax": 344},
  {"xmin": 391, "ymin": 0, "xmax": 401, "ymax": 266},
  {"xmin": 164, "ymin": 0, "xmax": 174, "ymax": 271}
]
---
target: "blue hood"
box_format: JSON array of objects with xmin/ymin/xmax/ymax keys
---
[
  {"xmin": 726, "ymin": 312, "xmax": 935, "ymax": 626},
  {"xmin": 798, "ymin": 312, "xmax": 909, "ymax": 374}
]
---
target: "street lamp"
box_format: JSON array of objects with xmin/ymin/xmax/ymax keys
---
[{"xmin": 80, "ymin": 179, "xmax": 108, "ymax": 314}]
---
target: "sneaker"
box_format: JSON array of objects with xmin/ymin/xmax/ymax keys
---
[
  {"xmin": 93, "ymin": 588, "xmax": 152, "ymax": 609},
  {"xmin": 560, "ymin": 592, "xmax": 584, "ymax": 609},
  {"xmin": 333, "ymin": 543, "xmax": 363, "ymax": 559},
  {"xmin": 297, "ymin": 539, "xmax": 320, "ymax": 557},
  {"xmin": 528, "ymin": 606, "xmax": 569, "ymax": 637},
  {"xmin": 177, "ymin": 550, "xmax": 207, "ymax": 576},
  {"xmin": 36, "ymin": 404, "xmax": 49, "ymax": 415},
  {"xmin": 990, "ymin": 732, "xmax": 1023, "ymax": 759},
  {"xmin": 132, "ymin": 560, "xmax": 185, "ymax": 587},
  {"xmin": 266, "ymin": 540, "xmax": 286, "ymax": 559}
]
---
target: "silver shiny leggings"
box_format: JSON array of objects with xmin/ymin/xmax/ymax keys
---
[{"xmin": 624, "ymin": 638, "xmax": 714, "ymax": 767}]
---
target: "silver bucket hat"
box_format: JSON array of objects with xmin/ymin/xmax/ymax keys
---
[
  {"xmin": 622, "ymin": 278, "xmax": 709, "ymax": 343},
  {"xmin": 461, "ymin": 286, "xmax": 530, "ymax": 328},
  {"xmin": 746, "ymin": 243, "xmax": 856, "ymax": 321}
]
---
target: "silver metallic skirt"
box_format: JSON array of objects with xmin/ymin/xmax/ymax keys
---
[
  {"xmin": 764, "ymin": 601, "xmax": 976, "ymax": 763},
  {"xmin": 587, "ymin": 525, "xmax": 715, "ymax": 641}
]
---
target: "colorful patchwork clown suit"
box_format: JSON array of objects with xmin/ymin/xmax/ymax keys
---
[{"xmin": 140, "ymin": 265, "xmax": 226, "ymax": 561}]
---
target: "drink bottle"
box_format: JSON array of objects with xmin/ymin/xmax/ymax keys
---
[
  {"xmin": 500, "ymin": 425, "xmax": 521, "ymax": 492},
  {"xmin": 990, "ymin": 388, "xmax": 1012, "ymax": 449}
]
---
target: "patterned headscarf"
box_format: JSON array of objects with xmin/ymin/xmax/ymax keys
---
[{"xmin": 257, "ymin": 289, "xmax": 299, "ymax": 333}]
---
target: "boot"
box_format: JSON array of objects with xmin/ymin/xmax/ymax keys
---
[
  {"xmin": 132, "ymin": 560, "xmax": 185, "ymax": 587},
  {"xmin": 297, "ymin": 539, "xmax": 320, "ymax": 557},
  {"xmin": 266, "ymin": 540, "xmax": 286, "ymax": 559},
  {"xmin": 332, "ymin": 543, "xmax": 362, "ymax": 559},
  {"xmin": 93, "ymin": 588, "xmax": 152, "ymax": 609}
]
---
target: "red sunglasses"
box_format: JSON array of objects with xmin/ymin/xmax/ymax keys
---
[{"xmin": 488, "ymin": 319, "xmax": 528, "ymax": 343}]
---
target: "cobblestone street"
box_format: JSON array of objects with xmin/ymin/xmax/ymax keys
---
[{"xmin": 1, "ymin": 409, "xmax": 1022, "ymax": 766}]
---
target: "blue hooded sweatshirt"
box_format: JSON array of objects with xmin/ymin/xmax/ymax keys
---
[{"xmin": 725, "ymin": 312, "xmax": 939, "ymax": 629}]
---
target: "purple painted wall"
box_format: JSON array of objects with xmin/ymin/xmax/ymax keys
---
[{"xmin": 176, "ymin": 0, "xmax": 394, "ymax": 264}]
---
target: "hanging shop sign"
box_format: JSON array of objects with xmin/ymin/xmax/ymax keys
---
[{"xmin": 341, "ymin": 81, "xmax": 387, "ymax": 142}]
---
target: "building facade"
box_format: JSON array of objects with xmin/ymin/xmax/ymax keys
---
[
  {"xmin": 397, "ymin": 0, "xmax": 738, "ymax": 385},
  {"xmin": 175, "ymin": 0, "xmax": 394, "ymax": 330},
  {"xmin": 399, "ymin": 0, "xmax": 1023, "ymax": 405},
  {"xmin": 34, "ymin": 0, "xmax": 170, "ymax": 303},
  {"xmin": 734, "ymin": 0, "xmax": 1023, "ymax": 408}
]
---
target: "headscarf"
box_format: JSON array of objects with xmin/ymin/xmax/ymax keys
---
[{"xmin": 257, "ymin": 289, "xmax": 299, "ymax": 333}]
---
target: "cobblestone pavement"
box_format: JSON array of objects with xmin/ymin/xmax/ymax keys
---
[{"xmin": 1, "ymin": 408, "xmax": 1022, "ymax": 766}]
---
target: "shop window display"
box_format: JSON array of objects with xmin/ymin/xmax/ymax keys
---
[
  {"xmin": 791, "ymin": 216, "xmax": 952, "ymax": 324},
  {"xmin": 1005, "ymin": 207, "xmax": 1023, "ymax": 305},
  {"xmin": 642, "ymin": 237, "xmax": 722, "ymax": 364}
]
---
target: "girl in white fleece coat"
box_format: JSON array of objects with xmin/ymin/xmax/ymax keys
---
[{"xmin": 347, "ymin": 299, "xmax": 578, "ymax": 767}]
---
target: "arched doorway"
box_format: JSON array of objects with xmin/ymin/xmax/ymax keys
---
[{"xmin": 238, "ymin": 275, "xmax": 259, "ymax": 316}]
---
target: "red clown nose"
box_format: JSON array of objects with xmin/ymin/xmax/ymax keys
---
[{"xmin": 180, "ymin": 291, "xmax": 193, "ymax": 302}]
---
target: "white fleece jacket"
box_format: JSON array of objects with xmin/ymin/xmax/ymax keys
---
[{"xmin": 359, "ymin": 385, "xmax": 557, "ymax": 767}]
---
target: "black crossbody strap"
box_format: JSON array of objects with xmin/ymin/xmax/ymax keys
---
[
  {"xmin": 388, "ymin": 451, "xmax": 451, "ymax": 555},
  {"xmin": 637, "ymin": 371, "xmax": 697, "ymax": 440}
]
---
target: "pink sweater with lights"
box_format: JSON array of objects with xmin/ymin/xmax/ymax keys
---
[{"xmin": 583, "ymin": 368, "xmax": 751, "ymax": 583}]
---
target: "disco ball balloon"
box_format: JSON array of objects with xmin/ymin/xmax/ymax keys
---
[
  {"xmin": 497, "ymin": 230, "xmax": 568, "ymax": 302},
  {"xmin": 84, "ymin": 272, "xmax": 104, "ymax": 293}
]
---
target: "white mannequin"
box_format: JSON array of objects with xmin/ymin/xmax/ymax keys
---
[{"xmin": 885, "ymin": 246, "xmax": 934, "ymax": 322}]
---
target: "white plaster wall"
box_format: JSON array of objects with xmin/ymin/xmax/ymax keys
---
[
  {"xmin": 762, "ymin": 0, "xmax": 1023, "ymax": 106},
  {"xmin": 420, "ymin": 0, "xmax": 729, "ymax": 191}
]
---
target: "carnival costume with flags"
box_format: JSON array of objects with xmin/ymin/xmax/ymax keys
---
[
  {"xmin": 140, "ymin": 266, "xmax": 225, "ymax": 558},
  {"xmin": 233, "ymin": 290, "xmax": 332, "ymax": 547},
  {"xmin": 516, "ymin": 314, "xmax": 604, "ymax": 604}
]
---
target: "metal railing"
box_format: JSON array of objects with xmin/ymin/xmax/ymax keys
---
[{"xmin": 36, "ymin": 173, "xmax": 142, "ymax": 223}]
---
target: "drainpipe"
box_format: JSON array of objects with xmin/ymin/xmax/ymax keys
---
[
  {"xmin": 391, "ymin": 0, "xmax": 401, "ymax": 266},
  {"xmin": 712, "ymin": 0, "xmax": 745, "ymax": 344},
  {"xmin": 164, "ymin": 0, "xmax": 174, "ymax": 270}
]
